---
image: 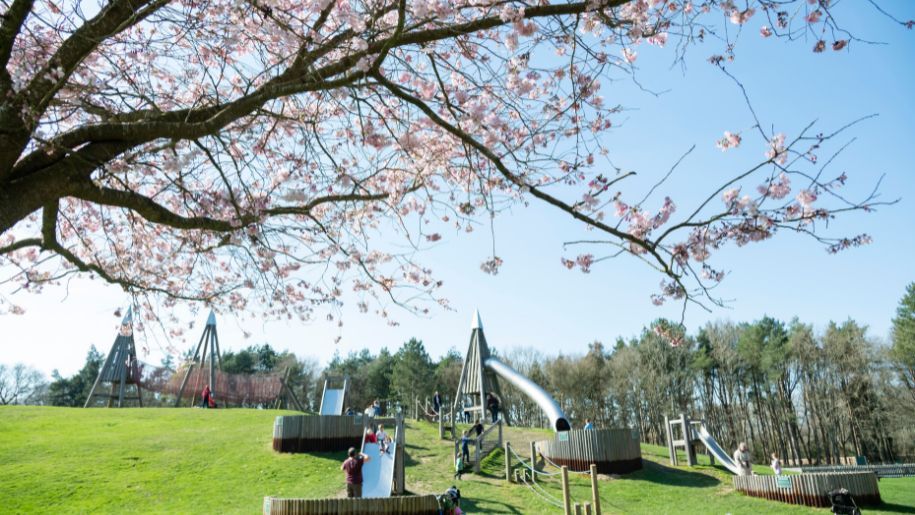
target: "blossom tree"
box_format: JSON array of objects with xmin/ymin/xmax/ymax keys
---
[{"xmin": 0, "ymin": 0, "xmax": 908, "ymax": 326}]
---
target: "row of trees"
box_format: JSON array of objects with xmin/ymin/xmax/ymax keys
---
[{"xmin": 6, "ymin": 284, "xmax": 913, "ymax": 466}]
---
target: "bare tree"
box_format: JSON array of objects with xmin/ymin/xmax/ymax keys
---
[{"xmin": 0, "ymin": 363, "xmax": 46, "ymax": 404}]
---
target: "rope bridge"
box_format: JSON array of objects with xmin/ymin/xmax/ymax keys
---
[{"xmin": 136, "ymin": 361, "xmax": 284, "ymax": 406}]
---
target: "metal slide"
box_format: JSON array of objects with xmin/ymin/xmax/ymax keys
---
[
  {"xmin": 358, "ymin": 442, "xmax": 397, "ymax": 498},
  {"xmin": 695, "ymin": 423, "xmax": 742, "ymax": 475},
  {"xmin": 319, "ymin": 388, "xmax": 345, "ymax": 415},
  {"xmin": 483, "ymin": 357, "xmax": 571, "ymax": 432}
]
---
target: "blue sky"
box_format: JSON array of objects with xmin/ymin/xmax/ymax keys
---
[{"xmin": 2, "ymin": 2, "xmax": 914, "ymax": 377}]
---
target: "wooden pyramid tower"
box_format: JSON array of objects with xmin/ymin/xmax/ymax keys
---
[
  {"xmin": 174, "ymin": 310, "xmax": 222, "ymax": 407},
  {"xmin": 84, "ymin": 307, "xmax": 144, "ymax": 407},
  {"xmin": 453, "ymin": 310, "xmax": 502, "ymax": 423}
]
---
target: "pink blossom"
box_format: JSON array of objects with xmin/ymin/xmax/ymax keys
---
[
  {"xmin": 832, "ymin": 40, "xmax": 848, "ymax": 51},
  {"xmin": 575, "ymin": 254, "xmax": 594, "ymax": 273},
  {"xmin": 765, "ymin": 133, "xmax": 788, "ymax": 165},
  {"xmin": 796, "ymin": 189, "xmax": 817, "ymax": 208},
  {"xmin": 621, "ymin": 48, "xmax": 638, "ymax": 64},
  {"xmin": 729, "ymin": 8, "xmax": 755, "ymax": 25},
  {"xmin": 716, "ymin": 131, "xmax": 742, "ymax": 151},
  {"xmin": 807, "ymin": 10, "xmax": 822, "ymax": 24},
  {"xmin": 721, "ymin": 188, "xmax": 740, "ymax": 205},
  {"xmin": 813, "ymin": 40, "xmax": 826, "ymax": 53},
  {"xmin": 760, "ymin": 26, "xmax": 772, "ymax": 38}
]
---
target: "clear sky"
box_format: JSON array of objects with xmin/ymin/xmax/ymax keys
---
[{"xmin": 2, "ymin": 2, "xmax": 914, "ymax": 377}]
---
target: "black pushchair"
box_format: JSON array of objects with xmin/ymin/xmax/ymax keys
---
[
  {"xmin": 828, "ymin": 488, "xmax": 861, "ymax": 515},
  {"xmin": 437, "ymin": 486, "xmax": 461, "ymax": 514}
]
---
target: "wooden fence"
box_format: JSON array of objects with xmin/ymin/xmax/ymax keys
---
[
  {"xmin": 263, "ymin": 495, "xmax": 441, "ymax": 514},
  {"xmin": 537, "ymin": 428, "xmax": 642, "ymax": 474},
  {"xmin": 733, "ymin": 471, "xmax": 881, "ymax": 507},
  {"xmin": 273, "ymin": 415, "xmax": 365, "ymax": 453},
  {"xmin": 799, "ymin": 463, "xmax": 915, "ymax": 478}
]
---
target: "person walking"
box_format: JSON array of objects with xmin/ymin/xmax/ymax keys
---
[
  {"xmin": 341, "ymin": 447, "xmax": 371, "ymax": 498},
  {"xmin": 732, "ymin": 442, "xmax": 753, "ymax": 476},
  {"xmin": 432, "ymin": 391, "xmax": 442, "ymax": 418},
  {"xmin": 453, "ymin": 448, "xmax": 464, "ymax": 480}
]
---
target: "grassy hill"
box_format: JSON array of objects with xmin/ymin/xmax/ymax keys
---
[{"xmin": 1, "ymin": 406, "xmax": 913, "ymax": 514}]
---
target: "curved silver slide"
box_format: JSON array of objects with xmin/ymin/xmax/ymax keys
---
[
  {"xmin": 483, "ymin": 357, "xmax": 571, "ymax": 432},
  {"xmin": 695, "ymin": 423, "xmax": 742, "ymax": 475},
  {"xmin": 356, "ymin": 442, "xmax": 397, "ymax": 498}
]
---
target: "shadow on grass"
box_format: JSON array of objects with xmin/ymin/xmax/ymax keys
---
[
  {"xmin": 461, "ymin": 497, "xmax": 524, "ymax": 514},
  {"xmin": 876, "ymin": 503, "xmax": 915, "ymax": 514},
  {"xmin": 631, "ymin": 460, "xmax": 722, "ymax": 488}
]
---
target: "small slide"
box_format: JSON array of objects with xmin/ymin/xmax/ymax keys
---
[
  {"xmin": 695, "ymin": 423, "xmax": 742, "ymax": 475},
  {"xmin": 319, "ymin": 388, "xmax": 345, "ymax": 416},
  {"xmin": 359, "ymin": 442, "xmax": 397, "ymax": 498}
]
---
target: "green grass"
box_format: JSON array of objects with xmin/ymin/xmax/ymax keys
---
[{"xmin": 1, "ymin": 406, "xmax": 913, "ymax": 514}]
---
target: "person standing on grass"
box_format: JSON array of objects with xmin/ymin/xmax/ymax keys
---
[
  {"xmin": 341, "ymin": 447, "xmax": 371, "ymax": 498},
  {"xmin": 770, "ymin": 453, "xmax": 783, "ymax": 475},
  {"xmin": 460, "ymin": 430, "xmax": 471, "ymax": 463},
  {"xmin": 733, "ymin": 442, "xmax": 753, "ymax": 476},
  {"xmin": 200, "ymin": 384, "xmax": 211, "ymax": 409},
  {"xmin": 453, "ymin": 447, "xmax": 464, "ymax": 480}
]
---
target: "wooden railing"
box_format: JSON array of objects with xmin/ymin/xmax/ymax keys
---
[
  {"xmin": 799, "ymin": 463, "xmax": 915, "ymax": 478},
  {"xmin": 263, "ymin": 495, "xmax": 440, "ymax": 514},
  {"xmin": 733, "ymin": 471, "xmax": 881, "ymax": 507}
]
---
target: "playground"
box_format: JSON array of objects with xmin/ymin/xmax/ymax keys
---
[
  {"xmin": 0, "ymin": 311, "xmax": 913, "ymax": 514},
  {"xmin": 1, "ymin": 406, "xmax": 914, "ymax": 514}
]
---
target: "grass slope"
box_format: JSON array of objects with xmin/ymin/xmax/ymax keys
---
[{"xmin": 1, "ymin": 406, "xmax": 913, "ymax": 514}]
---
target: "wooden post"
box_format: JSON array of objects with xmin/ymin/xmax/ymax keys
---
[
  {"xmin": 505, "ymin": 442, "xmax": 512, "ymax": 482},
  {"xmin": 498, "ymin": 418, "xmax": 503, "ymax": 447},
  {"xmin": 530, "ymin": 441, "xmax": 538, "ymax": 484},
  {"xmin": 590, "ymin": 464, "xmax": 601, "ymax": 515},
  {"xmin": 474, "ymin": 434, "xmax": 482, "ymax": 473},
  {"xmin": 561, "ymin": 466, "xmax": 572, "ymax": 515},
  {"xmin": 680, "ymin": 413, "xmax": 696, "ymax": 466},
  {"xmin": 450, "ymin": 402, "xmax": 456, "ymax": 439},
  {"xmin": 574, "ymin": 503, "xmax": 582, "ymax": 515},
  {"xmin": 664, "ymin": 415, "xmax": 675, "ymax": 466},
  {"xmin": 439, "ymin": 409, "xmax": 444, "ymax": 439}
]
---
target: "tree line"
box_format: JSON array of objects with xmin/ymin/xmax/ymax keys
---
[{"xmin": 5, "ymin": 284, "xmax": 914, "ymax": 465}]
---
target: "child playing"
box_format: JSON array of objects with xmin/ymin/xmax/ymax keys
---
[
  {"xmin": 363, "ymin": 427, "xmax": 377, "ymax": 445},
  {"xmin": 453, "ymin": 449, "xmax": 464, "ymax": 480},
  {"xmin": 376, "ymin": 424, "xmax": 391, "ymax": 454},
  {"xmin": 770, "ymin": 453, "xmax": 783, "ymax": 475}
]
